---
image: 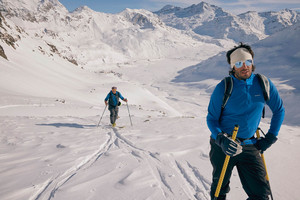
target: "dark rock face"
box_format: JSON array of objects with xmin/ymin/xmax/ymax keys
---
[{"xmin": 0, "ymin": 44, "xmax": 8, "ymax": 60}]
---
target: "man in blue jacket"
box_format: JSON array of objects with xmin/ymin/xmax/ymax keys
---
[
  {"xmin": 105, "ymin": 86, "xmax": 127, "ymax": 127},
  {"xmin": 207, "ymin": 43, "xmax": 284, "ymax": 200}
]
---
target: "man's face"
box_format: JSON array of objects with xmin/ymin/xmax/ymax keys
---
[
  {"xmin": 230, "ymin": 48, "xmax": 253, "ymax": 80},
  {"xmin": 112, "ymin": 88, "xmax": 117, "ymax": 94},
  {"xmin": 233, "ymin": 61, "xmax": 253, "ymax": 80}
]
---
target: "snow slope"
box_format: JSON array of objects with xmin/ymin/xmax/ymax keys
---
[
  {"xmin": 0, "ymin": 1, "xmax": 300, "ymax": 200},
  {"xmin": 1, "ymin": 39, "xmax": 300, "ymax": 199}
]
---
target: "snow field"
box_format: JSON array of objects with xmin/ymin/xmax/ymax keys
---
[{"xmin": 1, "ymin": 2, "xmax": 300, "ymax": 199}]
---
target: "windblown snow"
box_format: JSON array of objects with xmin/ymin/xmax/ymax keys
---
[{"xmin": 0, "ymin": 1, "xmax": 299, "ymax": 200}]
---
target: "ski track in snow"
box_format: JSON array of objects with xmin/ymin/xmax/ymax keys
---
[
  {"xmin": 31, "ymin": 130, "xmax": 114, "ymax": 200},
  {"xmin": 175, "ymin": 161, "xmax": 210, "ymax": 200},
  {"xmin": 111, "ymin": 126, "xmax": 210, "ymax": 199},
  {"xmin": 30, "ymin": 123, "xmax": 211, "ymax": 200},
  {"xmin": 116, "ymin": 127, "xmax": 211, "ymax": 200}
]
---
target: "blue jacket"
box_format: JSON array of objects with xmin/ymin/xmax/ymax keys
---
[
  {"xmin": 207, "ymin": 74, "xmax": 285, "ymax": 139},
  {"xmin": 105, "ymin": 91, "xmax": 125, "ymax": 107}
]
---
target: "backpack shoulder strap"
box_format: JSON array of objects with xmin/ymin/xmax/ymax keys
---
[
  {"xmin": 115, "ymin": 91, "xmax": 120, "ymax": 99},
  {"xmin": 256, "ymin": 73, "xmax": 270, "ymax": 101},
  {"xmin": 220, "ymin": 76, "xmax": 233, "ymax": 119}
]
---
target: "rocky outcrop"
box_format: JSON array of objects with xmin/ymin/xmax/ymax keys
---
[
  {"xmin": 0, "ymin": 12, "xmax": 17, "ymax": 49},
  {"xmin": 0, "ymin": 32, "xmax": 16, "ymax": 49},
  {"xmin": 64, "ymin": 56, "xmax": 78, "ymax": 66},
  {"xmin": 0, "ymin": 44, "xmax": 8, "ymax": 60},
  {"xmin": 0, "ymin": 12, "xmax": 9, "ymax": 59}
]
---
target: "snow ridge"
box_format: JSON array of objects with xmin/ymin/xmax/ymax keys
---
[{"xmin": 154, "ymin": 2, "xmax": 300, "ymax": 42}]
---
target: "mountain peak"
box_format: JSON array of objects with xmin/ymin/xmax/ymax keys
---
[
  {"xmin": 73, "ymin": 5, "xmax": 94, "ymax": 13},
  {"xmin": 1, "ymin": 0, "xmax": 68, "ymax": 20},
  {"xmin": 185, "ymin": 2, "xmax": 211, "ymax": 13},
  {"xmin": 155, "ymin": 1, "xmax": 228, "ymax": 18},
  {"xmin": 38, "ymin": 0, "xmax": 67, "ymax": 12},
  {"xmin": 156, "ymin": 5, "xmax": 182, "ymax": 14},
  {"xmin": 0, "ymin": 0, "xmax": 64, "ymax": 11},
  {"xmin": 184, "ymin": 1, "xmax": 227, "ymax": 15},
  {"xmin": 120, "ymin": 8, "xmax": 163, "ymax": 29}
]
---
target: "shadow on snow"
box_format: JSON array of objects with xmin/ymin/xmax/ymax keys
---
[{"xmin": 36, "ymin": 123, "xmax": 96, "ymax": 129}]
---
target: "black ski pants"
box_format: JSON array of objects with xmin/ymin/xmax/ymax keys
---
[
  {"xmin": 109, "ymin": 106, "xmax": 119, "ymax": 124},
  {"xmin": 209, "ymin": 138, "xmax": 270, "ymax": 200}
]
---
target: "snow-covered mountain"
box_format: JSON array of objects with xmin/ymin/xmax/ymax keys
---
[
  {"xmin": 0, "ymin": 0, "xmax": 230, "ymax": 69},
  {"xmin": 154, "ymin": 2, "xmax": 230, "ymax": 30},
  {"xmin": 1, "ymin": 0, "xmax": 299, "ymax": 67},
  {"xmin": 239, "ymin": 9, "xmax": 299, "ymax": 35},
  {"xmin": 154, "ymin": 2, "xmax": 300, "ymax": 42}
]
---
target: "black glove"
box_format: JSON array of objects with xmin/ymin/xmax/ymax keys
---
[
  {"xmin": 255, "ymin": 132, "xmax": 277, "ymax": 153},
  {"xmin": 215, "ymin": 132, "xmax": 242, "ymax": 157}
]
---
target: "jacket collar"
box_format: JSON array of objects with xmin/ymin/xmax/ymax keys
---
[{"xmin": 231, "ymin": 73, "xmax": 255, "ymax": 86}]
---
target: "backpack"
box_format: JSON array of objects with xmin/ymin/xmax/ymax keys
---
[
  {"xmin": 220, "ymin": 73, "xmax": 270, "ymax": 119},
  {"xmin": 109, "ymin": 91, "xmax": 120, "ymax": 107}
]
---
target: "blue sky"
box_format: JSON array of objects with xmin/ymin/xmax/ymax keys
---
[{"xmin": 59, "ymin": 0, "xmax": 300, "ymax": 14}]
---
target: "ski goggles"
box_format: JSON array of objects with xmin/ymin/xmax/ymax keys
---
[{"xmin": 234, "ymin": 59, "xmax": 253, "ymax": 68}]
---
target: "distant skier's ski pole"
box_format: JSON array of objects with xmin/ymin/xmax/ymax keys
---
[
  {"xmin": 97, "ymin": 105, "xmax": 107, "ymax": 127},
  {"xmin": 126, "ymin": 102, "xmax": 133, "ymax": 126},
  {"xmin": 214, "ymin": 125, "xmax": 239, "ymax": 200},
  {"xmin": 256, "ymin": 128, "xmax": 274, "ymax": 200}
]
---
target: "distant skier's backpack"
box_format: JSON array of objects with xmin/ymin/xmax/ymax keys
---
[
  {"xmin": 109, "ymin": 91, "xmax": 120, "ymax": 107},
  {"xmin": 220, "ymin": 74, "xmax": 270, "ymax": 119}
]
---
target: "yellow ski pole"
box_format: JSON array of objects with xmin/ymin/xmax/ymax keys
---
[
  {"xmin": 214, "ymin": 125, "xmax": 239, "ymax": 200},
  {"xmin": 256, "ymin": 128, "xmax": 274, "ymax": 200}
]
